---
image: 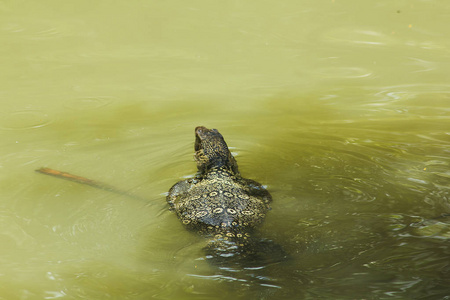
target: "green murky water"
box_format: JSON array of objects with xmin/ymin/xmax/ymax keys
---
[{"xmin": 1, "ymin": 1, "xmax": 449, "ymax": 299}]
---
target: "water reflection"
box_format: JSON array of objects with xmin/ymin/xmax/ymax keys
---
[
  {"xmin": 314, "ymin": 66, "xmax": 373, "ymax": 79},
  {"xmin": 322, "ymin": 28, "xmax": 394, "ymax": 47},
  {"xmin": 0, "ymin": 110, "xmax": 52, "ymax": 130},
  {"xmin": 1, "ymin": 0, "xmax": 450, "ymax": 298},
  {"xmin": 64, "ymin": 96, "xmax": 116, "ymax": 110}
]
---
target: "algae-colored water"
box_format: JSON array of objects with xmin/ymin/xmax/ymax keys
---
[{"xmin": 1, "ymin": 1, "xmax": 449, "ymax": 299}]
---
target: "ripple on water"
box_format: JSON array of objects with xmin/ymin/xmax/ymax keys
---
[
  {"xmin": 314, "ymin": 66, "xmax": 373, "ymax": 79},
  {"xmin": 377, "ymin": 83, "xmax": 450, "ymax": 99},
  {"xmin": 64, "ymin": 96, "xmax": 115, "ymax": 110},
  {"xmin": 321, "ymin": 27, "xmax": 394, "ymax": 47},
  {"xmin": 0, "ymin": 110, "xmax": 52, "ymax": 130},
  {"xmin": 2, "ymin": 19, "xmax": 87, "ymax": 41},
  {"xmin": 413, "ymin": 219, "xmax": 450, "ymax": 239},
  {"xmin": 371, "ymin": 84, "xmax": 450, "ymax": 112}
]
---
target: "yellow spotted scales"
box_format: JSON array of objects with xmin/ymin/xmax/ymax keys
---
[{"xmin": 167, "ymin": 127, "xmax": 272, "ymax": 249}]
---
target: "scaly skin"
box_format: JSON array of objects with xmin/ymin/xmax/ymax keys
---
[{"xmin": 167, "ymin": 127, "xmax": 273, "ymax": 256}]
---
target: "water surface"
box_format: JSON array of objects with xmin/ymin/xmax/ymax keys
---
[{"xmin": 1, "ymin": 1, "xmax": 449, "ymax": 299}]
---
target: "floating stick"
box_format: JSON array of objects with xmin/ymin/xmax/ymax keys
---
[{"xmin": 36, "ymin": 167, "xmax": 148, "ymax": 202}]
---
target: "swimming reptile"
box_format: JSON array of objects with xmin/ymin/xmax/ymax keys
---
[{"xmin": 167, "ymin": 126, "xmax": 285, "ymax": 265}]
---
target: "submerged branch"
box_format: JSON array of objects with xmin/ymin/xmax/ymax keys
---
[{"xmin": 35, "ymin": 167, "xmax": 149, "ymax": 202}]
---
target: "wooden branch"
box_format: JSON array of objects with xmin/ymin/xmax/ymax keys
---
[{"xmin": 36, "ymin": 167, "xmax": 149, "ymax": 202}]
